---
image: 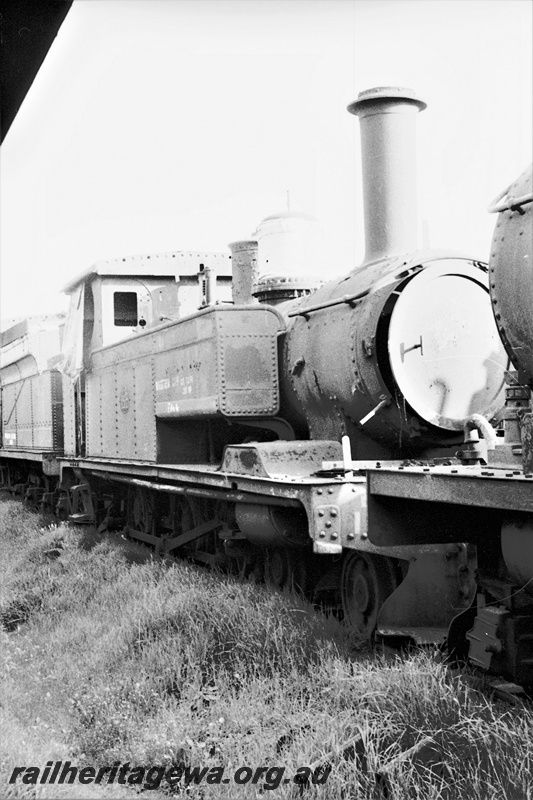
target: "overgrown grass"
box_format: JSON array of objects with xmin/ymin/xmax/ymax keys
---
[{"xmin": 0, "ymin": 496, "xmax": 531, "ymax": 799}]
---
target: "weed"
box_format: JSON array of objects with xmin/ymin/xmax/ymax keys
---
[{"xmin": 1, "ymin": 497, "xmax": 532, "ymax": 800}]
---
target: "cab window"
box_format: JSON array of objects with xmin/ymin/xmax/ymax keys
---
[{"xmin": 114, "ymin": 292, "xmax": 138, "ymax": 326}]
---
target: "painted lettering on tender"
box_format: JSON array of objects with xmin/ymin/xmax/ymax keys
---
[
  {"xmin": 157, "ymin": 360, "xmax": 202, "ymax": 394},
  {"xmin": 172, "ymin": 374, "xmax": 195, "ymax": 393}
]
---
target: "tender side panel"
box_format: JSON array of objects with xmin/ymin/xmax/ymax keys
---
[
  {"xmin": 1, "ymin": 381, "xmax": 18, "ymax": 447},
  {"xmin": 217, "ymin": 310, "xmax": 280, "ymax": 417},
  {"xmin": 134, "ymin": 360, "xmax": 157, "ymax": 461},
  {"xmin": 100, "ymin": 369, "xmax": 120, "ymax": 457},
  {"xmin": 154, "ymin": 307, "xmax": 281, "ymax": 419},
  {"xmin": 86, "ymin": 372, "xmax": 99, "ymax": 456},
  {"xmin": 114, "ymin": 362, "xmax": 156, "ymax": 461},
  {"xmin": 86, "ymin": 361, "xmax": 157, "ymax": 461},
  {"xmin": 0, "ymin": 370, "xmax": 63, "ymax": 452},
  {"xmin": 62, "ymin": 374, "xmax": 77, "ymax": 456},
  {"xmin": 86, "ymin": 306, "xmax": 283, "ymax": 462},
  {"xmin": 51, "ymin": 371, "xmax": 64, "ymax": 451},
  {"xmin": 32, "ymin": 372, "xmax": 53, "ymax": 448},
  {"xmin": 116, "ymin": 364, "xmax": 136, "ymax": 460},
  {"xmin": 154, "ymin": 315, "xmax": 218, "ymax": 418},
  {"xmin": 16, "ymin": 379, "xmax": 33, "ymax": 448}
]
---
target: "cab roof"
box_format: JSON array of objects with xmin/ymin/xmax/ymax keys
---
[{"xmin": 62, "ymin": 251, "xmax": 232, "ymax": 294}]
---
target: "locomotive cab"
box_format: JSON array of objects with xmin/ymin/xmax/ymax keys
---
[
  {"xmin": 62, "ymin": 251, "xmax": 233, "ymax": 361},
  {"xmin": 59, "ymin": 251, "xmax": 233, "ymax": 457}
]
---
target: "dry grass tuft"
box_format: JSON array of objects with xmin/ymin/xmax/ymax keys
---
[{"xmin": 0, "ymin": 497, "xmax": 531, "ymax": 799}]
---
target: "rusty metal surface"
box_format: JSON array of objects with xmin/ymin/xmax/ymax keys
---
[
  {"xmin": 306, "ymin": 479, "xmax": 453, "ymax": 560},
  {"xmin": 62, "ymin": 454, "xmax": 338, "ymax": 493},
  {"xmin": 367, "ymin": 466, "xmax": 533, "ymax": 512},
  {"xmin": 377, "ymin": 545, "xmax": 476, "ymax": 643},
  {"xmin": 154, "ymin": 307, "xmax": 281, "ymax": 418},
  {"xmin": 61, "ymin": 375, "xmax": 76, "ymax": 456},
  {"xmin": 228, "ymin": 240, "xmax": 258, "ymax": 305},
  {"xmin": 87, "ymin": 306, "xmax": 282, "ymax": 450},
  {"xmin": 90, "ymin": 472, "xmax": 302, "ymax": 509},
  {"xmin": 235, "ymin": 503, "xmax": 309, "ymax": 547},
  {"xmin": 466, "ymin": 606, "xmax": 533, "ymax": 685},
  {"xmin": 50, "ymin": 370, "xmax": 64, "ymax": 451},
  {"xmin": 86, "ymin": 361, "xmax": 157, "ymax": 461},
  {"xmin": 282, "ymin": 254, "xmax": 506, "ymax": 452},
  {"xmin": 347, "ymin": 87, "xmax": 426, "ymax": 264},
  {"xmin": 489, "ymin": 164, "xmax": 533, "ymax": 386},
  {"xmin": 70, "ymin": 451, "xmax": 462, "ymax": 609},
  {"xmin": 1, "ymin": 370, "xmax": 63, "ymax": 452},
  {"xmin": 217, "ymin": 309, "xmax": 280, "ymax": 416},
  {"xmin": 522, "ymin": 412, "xmax": 533, "ymax": 473},
  {"xmin": 0, "ymin": 448, "xmax": 56, "ymax": 464},
  {"xmin": 153, "ymin": 308, "xmax": 279, "ymax": 417},
  {"xmin": 221, "ymin": 441, "xmax": 343, "ymax": 478},
  {"xmin": 87, "ymin": 305, "xmax": 283, "ymax": 459}
]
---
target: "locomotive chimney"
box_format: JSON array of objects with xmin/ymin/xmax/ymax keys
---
[
  {"xmin": 228, "ymin": 239, "xmax": 258, "ymax": 305},
  {"xmin": 348, "ymin": 87, "xmax": 426, "ymax": 265}
]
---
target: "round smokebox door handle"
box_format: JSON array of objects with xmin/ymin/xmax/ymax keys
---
[{"xmin": 400, "ymin": 335, "xmax": 423, "ymax": 362}]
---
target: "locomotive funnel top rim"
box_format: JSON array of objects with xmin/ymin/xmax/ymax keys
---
[{"xmin": 347, "ymin": 86, "xmax": 427, "ymax": 116}]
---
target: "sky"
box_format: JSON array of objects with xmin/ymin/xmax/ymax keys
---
[{"xmin": 1, "ymin": 0, "xmax": 532, "ymax": 326}]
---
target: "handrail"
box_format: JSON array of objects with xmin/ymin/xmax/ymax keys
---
[{"xmin": 487, "ymin": 184, "xmax": 533, "ymax": 214}]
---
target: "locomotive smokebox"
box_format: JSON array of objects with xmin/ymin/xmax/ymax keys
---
[
  {"xmin": 279, "ymin": 85, "xmax": 508, "ymax": 458},
  {"xmin": 348, "ymin": 87, "xmax": 426, "ymax": 265}
]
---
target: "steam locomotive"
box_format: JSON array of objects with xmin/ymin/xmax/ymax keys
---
[{"xmin": 1, "ymin": 87, "xmax": 532, "ymax": 686}]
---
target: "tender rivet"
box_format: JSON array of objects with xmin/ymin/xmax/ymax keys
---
[
  {"xmin": 318, "ymin": 510, "xmax": 324, "ymax": 517},
  {"xmin": 330, "ymin": 532, "xmax": 338, "ymax": 540},
  {"xmin": 328, "ymin": 488, "xmax": 334, "ymax": 494},
  {"xmin": 325, "ymin": 521, "xmax": 332, "ymax": 528},
  {"xmin": 317, "ymin": 488, "xmax": 323, "ymax": 495},
  {"xmin": 319, "ymin": 530, "xmax": 326, "ymax": 537},
  {"xmin": 330, "ymin": 509, "xmax": 337, "ymax": 517}
]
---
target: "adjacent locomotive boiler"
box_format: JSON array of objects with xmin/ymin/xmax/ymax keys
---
[{"xmin": 364, "ymin": 159, "xmax": 533, "ymax": 684}]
